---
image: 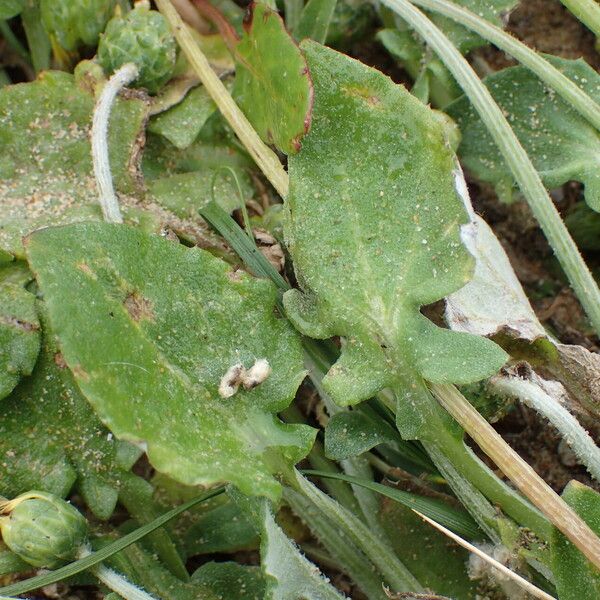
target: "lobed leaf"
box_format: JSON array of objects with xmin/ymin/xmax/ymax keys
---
[
  {"xmin": 284, "ymin": 41, "xmax": 506, "ymax": 437},
  {"xmin": 0, "ymin": 262, "xmax": 40, "ymax": 400},
  {"xmin": 0, "ymin": 310, "xmax": 141, "ymax": 520},
  {"xmin": 235, "ymin": 2, "xmax": 313, "ymax": 154},
  {"xmin": 447, "ymin": 56, "xmax": 600, "ymax": 211},
  {"xmin": 26, "ymin": 223, "xmax": 315, "ymax": 499}
]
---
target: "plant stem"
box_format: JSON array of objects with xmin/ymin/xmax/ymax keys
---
[
  {"xmin": 156, "ymin": 0, "xmax": 289, "ymax": 198},
  {"xmin": 414, "ymin": 511, "xmax": 555, "ymax": 600},
  {"xmin": 559, "ymin": 0, "xmax": 600, "ymax": 36},
  {"xmin": 284, "ymin": 487, "xmax": 392, "ymax": 600},
  {"xmin": 91, "ymin": 563, "xmax": 157, "ymax": 600},
  {"xmin": 382, "ymin": 0, "xmax": 600, "ymax": 338},
  {"xmin": 292, "ymin": 471, "xmax": 423, "ymax": 593},
  {"xmin": 408, "ymin": 0, "xmax": 600, "ymax": 129},
  {"xmin": 430, "ymin": 382, "xmax": 600, "ymax": 570},
  {"xmin": 91, "ymin": 63, "xmax": 138, "ymax": 224},
  {"xmin": 489, "ymin": 373, "xmax": 600, "ymax": 482},
  {"xmin": 0, "ymin": 21, "xmax": 31, "ymax": 66}
]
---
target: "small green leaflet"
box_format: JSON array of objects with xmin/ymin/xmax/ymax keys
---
[
  {"xmin": 284, "ymin": 41, "xmax": 506, "ymax": 437},
  {"xmin": 0, "ymin": 312, "xmax": 141, "ymax": 520},
  {"xmin": 235, "ymin": 2, "xmax": 313, "ymax": 154},
  {"xmin": 447, "ymin": 56, "xmax": 600, "ymax": 211},
  {"xmin": 0, "ymin": 262, "xmax": 40, "ymax": 400},
  {"xmin": 192, "ymin": 562, "xmax": 265, "ymax": 600},
  {"xmin": 148, "ymin": 84, "xmax": 218, "ymax": 150},
  {"xmin": 551, "ymin": 481, "xmax": 600, "ymax": 600},
  {"xmin": 26, "ymin": 223, "xmax": 315, "ymax": 499}
]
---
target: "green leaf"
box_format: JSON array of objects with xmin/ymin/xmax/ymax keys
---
[
  {"xmin": 0, "ymin": 310, "xmax": 141, "ymax": 519},
  {"xmin": 294, "ymin": 0, "xmax": 338, "ymax": 44},
  {"xmin": 0, "ymin": 262, "xmax": 40, "ymax": 400},
  {"xmin": 184, "ymin": 501, "xmax": 259, "ymax": 556},
  {"xmin": 148, "ymin": 84, "xmax": 218, "ymax": 149},
  {"xmin": 551, "ymin": 481, "xmax": 600, "ymax": 600},
  {"xmin": 324, "ymin": 410, "xmax": 397, "ymax": 460},
  {"xmin": 147, "ymin": 167, "xmax": 252, "ymax": 219},
  {"xmin": 447, "ymin": 56, "xmax": 600, "ymax": 211},
  {"xmin": 232, "ymin": 492, "xmax": 347, "ymax": 600},
  {"xmin": 379, "ymin": 500, "xmax": 479, "ymax": 599},
  {"xmin": 235, "ymin": 2, "xmax": 313, "ymax": 154},
  {"xmin": 0, "ymin": 69, "xmax": 147, "ymax": 258},
  {"xmin": 0, "ymin": 0, "xmax": 25, "ymax": 19},
  {"xmin": 284, "ymin": 41, "xmax": 506, "ymax": 437},
  {"xmin": 26, "ymin": 223, "xmax": 315, "ymax": 499},
  {"xmin": 192, "ymin": 561, "xmax": 265, "ymax": 600}
]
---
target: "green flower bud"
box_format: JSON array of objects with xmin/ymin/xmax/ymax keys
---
[
  {"xmin": 97, "ymin": 5, "xmax": 177, "ymax": 95},
  {"xmin": 40, "ymin": 0, "xmax": 116, "ymax": 52},
  {"xmin": 0, "ymin": 492, "xmax": 88, "ymax": 569}
]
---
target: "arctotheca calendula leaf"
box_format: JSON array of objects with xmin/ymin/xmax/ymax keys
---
[
  {"xmin": 26, "ymin": 223, "xmax": 315, "ymax": 499},
  {"xmin": 284, "ymin": 42, "xmax": 507, "ymax": 438}
]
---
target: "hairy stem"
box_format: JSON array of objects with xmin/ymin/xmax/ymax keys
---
[
  {"xmin": 559, "ymin": 0, "xmax": 600, "ymax": 36},
  {"xmin": 91, "ymin": 63, "xmax": 138, "ymax": 224},
  {"xmin": 156, "ymin": 0, "xmax": 289, "ymax": 197},
  {"xmin": 489, "ymin": 373, "xmax": 600, "ymax": 481},
  {"xmin": 382, "ymin": 0, "xmax": 600, "ymax": 338},
  {"xmin": 92, "ymin": 563, "xmax": 157, "ymax": 600},
  {"xmin": 409, "ymin": 0, "xmax": 600, "ymax": 129},
  {"xmin": 431, "ymin": 382, "xmax": 600, "ymax": 570},
  {"xmin": 291, "ymin": 471, "xmax": 423, "ymax": 592}
]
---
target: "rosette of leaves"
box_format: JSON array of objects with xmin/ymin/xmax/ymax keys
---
[
  {"xmin": 26, "ymin": 223, "xmax": 315, "ymax": 499},
  {"xmin": 98, "ymin": 4, "xmax": 177, "ymax": 94},
  {"xmin": 40, "ymin": 0, "xmax": 116, "ymax": 52},
  {"xmin": 447, "ymin": 55, "xmax": 600, "ymax": 211},
  {"xmin": 283, "ymin": 41, "xmax": 507, "ymax": 438}
]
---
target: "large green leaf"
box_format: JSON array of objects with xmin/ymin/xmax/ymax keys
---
[
  {"xmin": 447, "ymin": 56, "xmax": 600, "ymax": 211},
  {"xmin": 0, "ymin": 68, "xmax": 147, "ymax": 258},
  {"xmin": 0, "ymin": 262, "xmax": 40, "ymax": 400},
  {"xmin": 26, "ymin": 223, "xmax": 315, "ymax": 499},
  {"xmin": 284, "ymin": 42, "xmax": 506, "ymax": 438},
  {"xmin": 0, "ymin": 0, "xmax": 25, "ymax": 19},
  {"xmin": 551, "ymin": 481, "xmax": 600, "ymax": 600},
  {"xmin": 235, "ymin": 2, "xmax": 313, "ymax": 154},
  {"xmin": 0, "ymin": 310, "xmax": 141, "ymax": 519}
]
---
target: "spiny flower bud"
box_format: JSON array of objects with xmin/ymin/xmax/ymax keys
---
[
  {"xmin": 97, "ymin": 4, "xmax": 177, "ymax": 95},
  {"xmin": 0, "ymin": 491, "xmax": 88, "ymax": 569},
  {"xmin": 40, "ymin": 0, "xmax": 116, "ymax": 52}
]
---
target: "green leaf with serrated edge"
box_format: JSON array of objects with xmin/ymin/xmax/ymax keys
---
[
  {"xmin": 26, "ymin": 223, "xmax": 315, "ymax": 500},
  {"xmin": 551, "ymin": 481, "xmax": 600, "ymax": 600},
  {"xmin": 0, "ymin": 67, "xmax": 147, "ymax": 258},
  {"xmin": 0, "ymin": 262, "xmax": 40, "ymax": 401},
  {"xmin": 324, "ymin": 410, "xmax": 397, "ymax": 460},
  {"xmin": 230, "ymin": 491, "xmax": 347, "ymax": 600},
  {"xmin": 379, "ymin": 499, "xmax": 479, "ymax": 599},
  {"xmin": 192, "ymin": 562, "xmax": 265, "ymax": 600},
  {"xmin": 148, "ymin": 84, "xmax": 218, "ymax": 150},
  {"xmin": 447, "ymin": 56, "xmax": 600, "ymax": 211},
  {"xmin": 284, "ymin": 42, "xmax": 506, "ymax": 438},
  {"xmin": 234, "ymin": 2, "xmax": 312, "ymax": 154},
  {"xmin": 0, "ymin": 310, "xmax": 141, "ymax": 520}
]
